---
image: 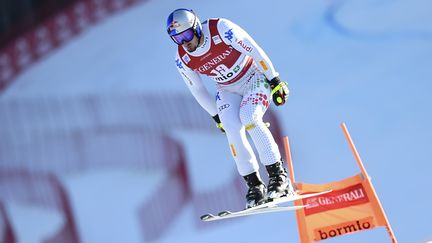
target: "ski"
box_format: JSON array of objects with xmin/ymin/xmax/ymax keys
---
[
  {"xmin": 200, "ymin": 205, "xmax": 306, "ymax": 221},
  {"xmin": 200, "ymin": 189, "xmax": 332, "ymax": 222}
]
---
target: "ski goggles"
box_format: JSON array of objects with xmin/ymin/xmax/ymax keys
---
[{"xmin": 171, "ymin": 28, "xmax": 195, "ymax": 45}]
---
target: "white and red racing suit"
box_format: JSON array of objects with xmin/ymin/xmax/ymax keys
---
[{"xmin": 174, "ymin": 18, "xmax": 283, "ymax": 176}]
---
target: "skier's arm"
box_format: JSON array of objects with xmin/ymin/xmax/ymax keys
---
[
  {"xmin": 218, "ymin": 19, "xmax": 289, "ymax": 106},
  {"xmin": 217, "ymin": 18, "xmax": 279, "ymax": 80},
  {"xmin": 175, "ymin": 55, "xmax": 218, "ymax": 116}
]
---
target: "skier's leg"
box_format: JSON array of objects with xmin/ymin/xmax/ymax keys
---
[
  {"xmin": 239, "ymin": 74, "xmax": 295, "ymax": 200},
  {"xmin": 216, "ymin": 90, "xmax": 266, "ymax": 207},
  {"xmin": 216, "ymin": 90, "xmax": 259, "ymax": 176},
  {"xmin": 239, "ymin": 75, "xmax": 281, "ymax": 166}
]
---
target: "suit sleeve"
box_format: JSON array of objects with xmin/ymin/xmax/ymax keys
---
[
  {"xmin": 217, "ymin": 18, "xmax": 279, "ymax": 80},
  {"xmin": 175, "ymin": 53, "xmax": 218, "ymax": 116}
]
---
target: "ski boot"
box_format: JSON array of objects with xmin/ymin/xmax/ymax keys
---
[
  {"xmin": 265, "ymin": 161, "xmax": 296, "ymax": 202},
  {"xmin": 243, "ymin": 172, "xmax": 267, "ymax": 208}
]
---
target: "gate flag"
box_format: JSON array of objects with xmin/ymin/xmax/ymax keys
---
[
  {"xmin": 294, "ymin": 174, "xmax": 388, "ymax": 242},
  {"xmin": 283, "ymin": 123, "xmax": 397, "ymax": 242}
]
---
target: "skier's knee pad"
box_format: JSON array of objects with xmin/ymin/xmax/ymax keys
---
[
  {"xmin": 239, "ymin": 108, "xmax": 264, "ymax": 130},
  {"xmin": 239, "ymin": 116, "xmax": 263, "ymax": 131}
]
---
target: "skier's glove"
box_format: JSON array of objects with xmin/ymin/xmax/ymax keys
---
[
  {"xmin": 212, "ymin": 114, "xmax": 225, "ymax": 133},
  {"xmin": 267, "ymin": 76, "xmax": 289, "ymax": 106}
]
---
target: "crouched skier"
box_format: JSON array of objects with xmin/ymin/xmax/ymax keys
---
[{"xmin": 167, "ymin": 8, "xmax": 295, "ymax": 208}]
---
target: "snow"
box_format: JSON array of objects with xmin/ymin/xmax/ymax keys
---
[
  {"xmin": 171, "ymin": 131, "xmax": 234, "ymax": 192},
  {"xmin": 62, "ymin": 169, "xmax": 165, "ymax": 243},
  {"xmin": 1, "ymin": 0, "xmax": 432, "ymax": 242},
  {"xmin": 5, "ymin": 202, "xmax": 64, "ymax": 243}
]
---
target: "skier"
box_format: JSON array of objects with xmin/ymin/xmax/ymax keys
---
[{"xmin": 167, "ymin": 8, "xmax": 295, "ymax": 208}]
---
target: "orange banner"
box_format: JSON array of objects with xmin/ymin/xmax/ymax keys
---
[{"xmin": 294, "ymin": 174, "xmax": 389, "ymax": 242}]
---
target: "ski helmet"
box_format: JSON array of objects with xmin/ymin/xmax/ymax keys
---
[{"xmin": 166, "ymin": 9, "xmax": 202, "ymax": 44}]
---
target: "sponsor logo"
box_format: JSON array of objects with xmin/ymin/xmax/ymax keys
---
[
  {"xmin": 224, "ymin": 29, "xmax": 234, "ymax": 42},
  {"xmin": 212, "ymin": 35, "xmax": 222, "ymax": 44},
  {"xmin": 200, "ymin": 36, "xmax": 209, "ymax": 48},
  {"xmin": 181, "ymin": 72, "xmax": 193, "ymax": 85},
  {"xmin": 211, "ymin": 64, "xmax": 240, "ymax": 82},
  {"xmin": 237, "ymin": 40, "xmax": 253, "ymax": 52},
  {"xmin": 314, "ymin": 217, "xmax": 374, "ymax": 241},
  {"xmin": 230, "ymin": 144, "xmax": 237, "ymax": 157},
  {"xmin": 218, "ymin": 104, "xmax": 230, "ymax": 112},
  {"xmin": 259, "ymin": 60, "xmax": 268, "ymax": 71},
  {"xmin": 168, "ymin": 20, "xmax": 181, "ymax": 32},
  {"xmin": 182, "ymin": 54, "xmax": 191, "ymax": 64},
  {"xmin": 215, "ymin": 92, "xmax": 221, "ymax": 101},
  {"xmin": 233, "ymin": 65, "xmax": 240, "ymax": 72},
  {"xmin": 197, "ymin": 46, "xmax": 234, "ymax": 73},
  {"xmin": 175, "ymin": 58, "xmax": 184, "ymax": 70},
  {"xmin": 303, "ymin": 183, "xmax": 369, "ymax": 216}
]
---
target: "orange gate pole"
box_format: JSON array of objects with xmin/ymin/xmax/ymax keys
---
[
  {"xmin": 283, "ymin": 136, "xmax": 308, "ymax": 243},
  {"xmin": 340, "ymin": 123, "xmax": 397, "ymax": 243}
]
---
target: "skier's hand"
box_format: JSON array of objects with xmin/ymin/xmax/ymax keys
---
[
  {"xmin": 268, "ymin": 76, "xmax": 289, "ymax": 106},
  {"xmin": 212, "ymin": 114, "xmax": 225, "ymax": 133}
]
